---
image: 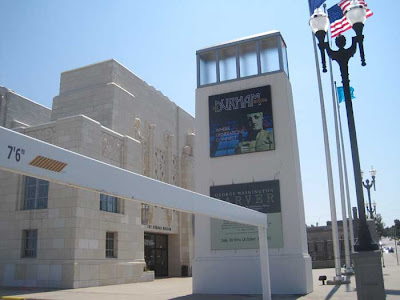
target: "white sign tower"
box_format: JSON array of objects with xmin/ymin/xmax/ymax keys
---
[{"xmin": 193, "ymin": 31, "xmax": 313, "ymax": 295}]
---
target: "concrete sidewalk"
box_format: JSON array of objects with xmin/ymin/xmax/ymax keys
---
[{"xmin": 1, "ymin": 252, "xmax": 399, "ymax": 300}]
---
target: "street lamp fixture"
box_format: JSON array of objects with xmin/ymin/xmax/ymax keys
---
[
  {"xmin": 370, "ymin": 166, "xmax": 377, "ymax": 178},
  {"xmin": 309, "ymin": 0, "xmax": 378, "ymax": 251},
  {"xmin": 365, "ymin": 201, "xmax": 376, "ymax": 218},
  {"xmin": 362, "ymin": 167, "xmax": 377, "ymax": 219}
]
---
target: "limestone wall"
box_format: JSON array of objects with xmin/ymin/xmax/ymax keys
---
[
  {"xmin": 51, "ymin": 60, "xmax": 195, "ymax": 170},
  {"xmin": 0, "ymin": 59, "xmax": 195, "ymax": 285},
  {"xmin": 0, "ymin": 87, "xmax": 51, "ymax": 129},
  {"xmin": 0, "ymin": 115, "xmax": 148, "ymax": 288}
]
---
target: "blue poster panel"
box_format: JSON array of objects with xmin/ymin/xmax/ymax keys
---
[{"xmin": 209, "ymin": 85, "xmax": 274, "ymax": 158}]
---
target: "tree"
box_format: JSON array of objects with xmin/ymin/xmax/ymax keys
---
[
  {"xmin": 395, "ymin": 219, "xmax": 400, "ymax": 230},
  {"xmin": 394, "ymin": 219, "xmax": 400, "ymax": 238},
  {"xmin": 375, "ymin": 214, "xmax": 385, "ymax": 238}
]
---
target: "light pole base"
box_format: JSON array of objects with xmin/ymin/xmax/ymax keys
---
[
  {"xmin": 327, "ymin": 275, "xmax": 350, "ymax": 285},
  {"xmin": 342, "ymin": 267, "xmax": 355, "ymax": 275},
  {"xmin": 353, "ymin": 250, "xmax": 385, "ymax": 300},
  {"xmin": 367, "ymin": 219, "xmax": 379, "ymax": 244},
  {"xmin": 354, "ymin": 221, "xmax": 380, "ymax": 251}
]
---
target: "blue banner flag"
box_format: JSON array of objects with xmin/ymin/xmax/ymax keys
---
[
  {"xmin": 309, "ymin": 0, "xmax": 326, "ymax": 14},
  {"xmin": 337, "ymin": 86, "xmax": 355, "ymax": 103}
]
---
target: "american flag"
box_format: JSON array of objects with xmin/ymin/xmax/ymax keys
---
[{"xmin": 328, "ymin": 0, "xmax": 373, "ymax": 38}]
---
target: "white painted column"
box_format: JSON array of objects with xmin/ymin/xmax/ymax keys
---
[{"xmin": 258, "ymin": 224, "xmax": 272, "ymax": 300}]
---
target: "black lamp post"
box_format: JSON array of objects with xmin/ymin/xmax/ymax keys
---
[
  {"xmin": 362, "ymin": 167, "xmax": 377, "ymax": 219},
  {"xmin": 365, "ymin": 200, "xmax": 376, "ymax": 218},
  {"xmin": 309, "ymin": 0, "xmax": 378, "ymax": 251}
]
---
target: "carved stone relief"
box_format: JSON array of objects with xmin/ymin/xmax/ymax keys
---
[
  {"xmin": 167, "ymin": 209, "xmax": 173, "ymax": 227},
  {"xmin": 101, "ymin": 132, "xmax": 123, "ymax": 162},
  {"xmin": 140, "ymin": 122, "xmax": 155, "ymax": 177},
  {"xmin": 26, "ymin": 128, "xmax": 53, "ymax": 143},
  {"xmin": 148, "ymin": 205, "xmax": 154, "ymax": 224},
  {"xmin": 133, "ymin": 118, "xmax": 144, "ymax": 141},
  {"xmin": 154, "ymin": 148, "xmax": 166, "ymax": 182},
  {"xmin": 141, "ymin": 204, "xmax": 150, "ymax": 225},
  {"xmin": 172, "ymin": 155, "xmax": 179, "ymax": 186},
  {"xmin": 181, "ymin": 133, "xmax": 195, "ymax": 190}
]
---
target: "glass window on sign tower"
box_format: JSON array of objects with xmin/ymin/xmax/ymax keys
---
[
  {"xmin": 239, "ymin": 42, "xmax": 258, "ymax": 77},
  {"xmin": 197, "ymin": 32, "xmax": 289, "ymax": 88},
  {"xmin": 199, "ymin": 51, "xmax": 217, "ymax": 86},
  {"xmin": 218, "ymin": 46, "xmax": 237, "ymax": 82},
  {"xmin": 260, "ymin": 36, "xmax": 280, "ymax": 74},
  {"xmin": 281, "ymin": 38, "xmax": 289, "ymax": 76}
]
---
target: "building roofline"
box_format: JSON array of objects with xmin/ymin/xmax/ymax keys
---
[
  {"xmin": 60, "ymin": 59, "xmax": 156, "ymax": 93},
  {"xmin": 196, "ymin": 30, "xmax": 282, "ymax": 54},
  {"xmin": 0, "ymin": 86, "xmax": 51, "ymax": 110},
  {"xmin": 61, "ymin": 59, "xmax": 127, "ymax": 75},
  {"xmin": 61, "ymin": 59, "xmax": 149, "ymax": 83}
]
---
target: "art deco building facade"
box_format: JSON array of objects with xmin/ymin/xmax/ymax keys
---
[{"xmin": 0, "ymin": 60, "xmax": 194, "ymax": 288}]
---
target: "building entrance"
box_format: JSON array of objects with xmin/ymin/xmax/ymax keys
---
[{"xmin": 144, "ymin": 233, "xmax": 168, "ymax": 277}]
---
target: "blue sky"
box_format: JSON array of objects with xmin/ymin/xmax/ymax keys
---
[{"xmin": 1, "ymin": 0, "xmax": 399, "ymax": 228}]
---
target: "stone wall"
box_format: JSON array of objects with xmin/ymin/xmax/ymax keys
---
[
  {"xmin": 0, "ymin": 87, "xmax": 51, "ymax": 129},
  {"xmin": 51, "ymin": 60, "xmax": 195, "ymax": 277},
  {"xmin": 0, "ymin": 59, "xmax": 195, "ymax": 286},
  {"xmin": 0, "ymin": 115, "xmax": 149, "ymax": 288}
]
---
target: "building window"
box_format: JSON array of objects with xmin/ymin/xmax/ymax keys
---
[
  {"xmin": 22, "ymin": 229, "xmax": 37, "ymax": 258},
  {"xmin": 23, "ymin": 176, "xmax": 49, "ymax": 209},
  {"xmin": 100, "ymin": 194, "xmax": 121, "ymax": 213},
  {"xmin": 106, "ymin": 232, "xmax": 117, "ymax": 258}
]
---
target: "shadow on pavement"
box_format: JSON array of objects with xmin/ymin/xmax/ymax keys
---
[
  {"xmin": 386, "ymin": 289, "xmax": 400, "ymax": 295},
  {"xmin": 324, "ymin": 285, "xmax": 341, "ymax": 300},
  {"xmin": 171, "ymin": 294, "xmax": 304, "ymax": 300},
  {"xmin": 172, "ymin": 295, "xmax": 262, "ymax": 300},
  {"xmin": 0, "ymin": 287, "xmax": 58, "ymax": 297}
]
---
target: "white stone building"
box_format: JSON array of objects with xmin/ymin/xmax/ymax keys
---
[{"xmin": 0, "ymin": 59, "xmax": 195, "ymax": 288}]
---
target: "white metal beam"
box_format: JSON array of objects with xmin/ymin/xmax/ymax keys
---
[
  {"xmin": 0, "ymin": 127, "xmax": 267, "ymax": 226},
  {"xmin": 0, "ymin": 126, "xmax": 271, "ymax": 300}
]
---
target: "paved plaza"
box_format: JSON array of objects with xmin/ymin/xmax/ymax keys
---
[{"xmin": 1, "ymin": 242, "xmax": 399, "ymax": 300}]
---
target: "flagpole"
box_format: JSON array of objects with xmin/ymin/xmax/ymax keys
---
[
  {"xmin": 324, "ymin": 3, "xmax": 353, "ymax": 274},
  {"xmin": 328, "ymin": 57, "xmax": 353, "ymax": 274},
  {"xmin": 335, "ymin": 81, "xmax": 356, "ymax": 255},
  {"xmin": 309, "ymin": 1, "xmax": 343, "ymax": 282}
]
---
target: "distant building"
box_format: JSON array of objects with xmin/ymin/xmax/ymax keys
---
[
  {"xmin": 0, "ymin": 60, "xmax": 194, "ymax": 288},
  {"xmin": 307, "ymin": 222, "xmax": 350, "ymax": 269},
  {"xmin": 307, "ymin": 207, "xmax": 380, "ymax": 269},
  {"xmin": 307, "ymin": 208, "xmax": 361, "ymax": 269}
]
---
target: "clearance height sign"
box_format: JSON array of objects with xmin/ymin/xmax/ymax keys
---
[{"xmin": 210, "ymin": 180, "xmax": 283, "ymax": 250}]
